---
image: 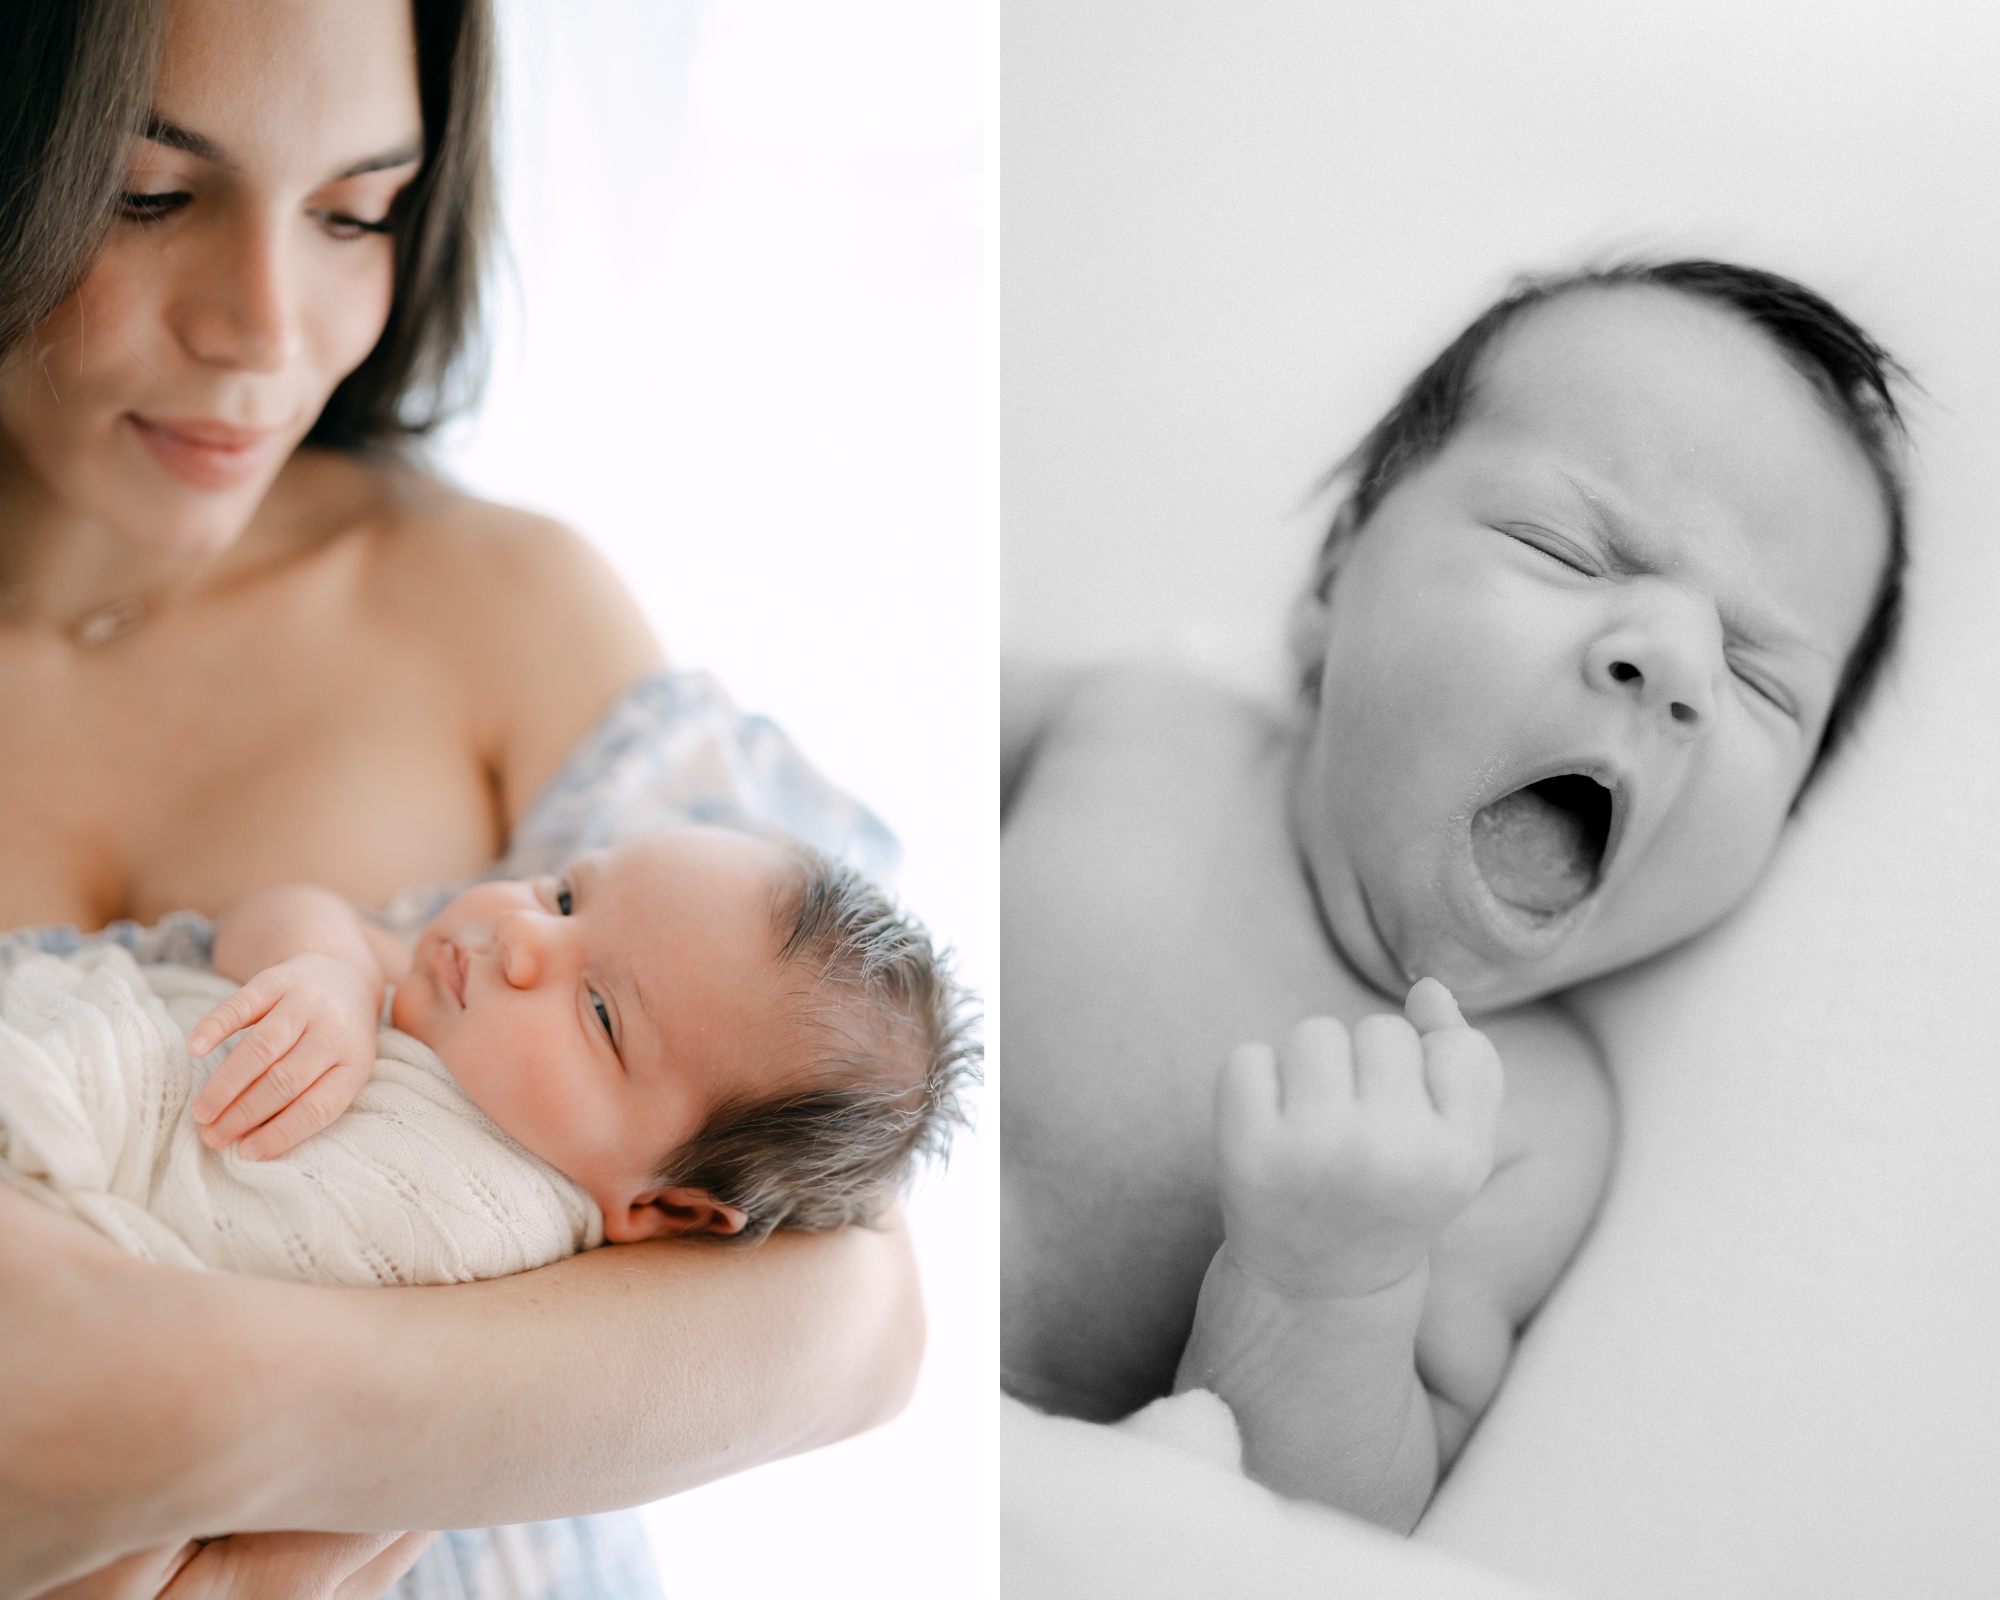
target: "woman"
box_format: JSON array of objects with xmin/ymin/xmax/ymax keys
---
[{"xmin": 0, "ymin": 0, "xmax": 925, "ymax": 1595}]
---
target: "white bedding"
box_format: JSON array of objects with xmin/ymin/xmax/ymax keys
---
[{"xmin": 0, "ymin": 947, "xmax": 601, "ymax": 1286}]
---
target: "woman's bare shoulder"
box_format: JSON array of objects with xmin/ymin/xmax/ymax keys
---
[{"xmin": 336, "ymin": 460, "xmax": 667, "ymax": 824}]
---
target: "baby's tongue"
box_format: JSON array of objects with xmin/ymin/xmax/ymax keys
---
[{"xmin": 1470, "ymin": 785, "xmax": 1599, "ymax": 915}]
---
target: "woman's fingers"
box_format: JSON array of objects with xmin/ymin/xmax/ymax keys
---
[
  {"xmin": 32, "ymin": 1540, "xmax": 201, "ymax": 1600},
  {"xmin": 155, "ymin": 1530, "xmax": 431, "ymax": 1600}
]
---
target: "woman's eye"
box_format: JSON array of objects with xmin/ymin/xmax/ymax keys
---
[
  {"xmin": 590, "ymin": 989, "xmax": 613, "ymax": 1040},
  {"xmin": 313, "ymin": 210, "xmax": 395, "ymax": 241},
  {"xmin": 556, "ymin": 882, "xmax": 574, "ymax": 916},
  {"xmin": 119, "ymin": 191, "xmax": 190, "ymax": 223}
]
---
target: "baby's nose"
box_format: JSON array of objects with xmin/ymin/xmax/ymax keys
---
[
  {"xmin": 495, "ymin": 909, "xmax": 562, "ymax": 987},
  {"xmin": 1586, "ymin": 596, "xmax": 1718, "ymax": 734}
]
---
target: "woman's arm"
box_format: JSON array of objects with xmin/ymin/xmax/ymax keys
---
[{"xmin": 0, "ymin": 1186, "xmax": 921, "ymax": 1597}]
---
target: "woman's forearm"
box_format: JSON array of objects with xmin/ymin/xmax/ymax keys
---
[
  {"xmin": 251, "ymin": 1216, "xmax": 925, "ymax": 1532},
  {"xmin": 0, "ymin": 1188, "xmax": 922, "ymax": 1592}
]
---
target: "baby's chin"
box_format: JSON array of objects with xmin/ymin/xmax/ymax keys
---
[{"xmin": 387, "ymin": 981, "xmax": 432, "ymax": 1042}]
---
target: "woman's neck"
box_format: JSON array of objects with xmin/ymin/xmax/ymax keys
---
[{"xmin": 0, "ymin": 438, "xmax": 368, "ymax": 642}]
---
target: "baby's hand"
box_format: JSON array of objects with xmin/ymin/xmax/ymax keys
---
[
  {"xmin": 185, "ymin": 953, "xmax": 381, "ymax": 1161},
  {"xmin": 1215, "ymin": 978, "xmax": 1503, "ymax": 1301}
]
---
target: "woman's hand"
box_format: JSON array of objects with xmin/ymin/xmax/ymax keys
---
[
  {"xmin": 37, "ymin": 1534, "xmax": 434, "ymax": 1600},
  {"xmin": 31, "ymin": 1542, "xmax": 199, "ymax": 1600},
  {"xmin": 158, "ymin": 1532, "xmax": 434, "ymax": 1600}
]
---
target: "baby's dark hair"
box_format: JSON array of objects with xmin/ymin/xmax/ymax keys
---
[
  {"xmin": 1312, "ymin": 261, "xmax": 1911, "ymax": 789},
  {"xmin": 651, "ymin": 843, "xmax": 980, "ymax": 1245}
]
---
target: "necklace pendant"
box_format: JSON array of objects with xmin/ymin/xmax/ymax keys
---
[{"xmin": 73, "ymin": 595, "xmax": 148, "ymax": 647}]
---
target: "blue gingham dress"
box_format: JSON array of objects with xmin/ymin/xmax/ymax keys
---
[{"xmin": 3, "ymin": 670, "xmax": 898, "ymax": 1600}]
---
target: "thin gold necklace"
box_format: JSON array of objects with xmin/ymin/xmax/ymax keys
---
[{"xmin": 0, "ymin": 565, "xmax": 208, "ymax": 648}]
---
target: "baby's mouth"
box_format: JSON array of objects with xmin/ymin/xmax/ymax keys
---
[
  {"xmin": 1469, "ymin": 773, "xmax": 1615, "ymax": 917},
  {"xmin": 431, "ymin": 940, "xmax": 469, "ymax": 1007}
]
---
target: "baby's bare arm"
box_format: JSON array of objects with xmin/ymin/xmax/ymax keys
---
[{"xmin": 209, "ymin": 884, "xmax": 385, "ymax": 990}]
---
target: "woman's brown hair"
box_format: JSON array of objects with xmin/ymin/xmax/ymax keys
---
[{"xmin": 0, "ymin": 0, "xmax": 497, "ymax": 451}]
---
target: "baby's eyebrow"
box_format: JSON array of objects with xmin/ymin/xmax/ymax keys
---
[{"xmin": 1547, "ymin": 467, "xmax": 1827, "ymax": 661}]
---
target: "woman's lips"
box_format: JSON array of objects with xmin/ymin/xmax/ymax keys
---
[{"xmin": 126, "ymin": 414, "xmax": 284, "ymax": 490}]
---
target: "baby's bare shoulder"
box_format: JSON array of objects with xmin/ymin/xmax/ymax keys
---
[{"xmin": 1481, "ymin": 999, "xmax": 1614, "ymax": 1158}]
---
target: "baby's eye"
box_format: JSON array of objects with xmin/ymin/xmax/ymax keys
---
[
  {"xmin": 1728, "ymin": 660, "xmax": 1797, "ymax": 720},
  {"xmin": 556, "ymin": 880, "xmax": 574, "ymax": 916},
  {"xmin": 589, "ymin": 988, "xmax": 613, "ymax": 1040},
  {"xmin": 1499, "ymin": 525, "xmax": 1595, "ymax": 575},
  {"xmin": 119, "ymin": 190, "xmax": 190, "ymax": 223}
]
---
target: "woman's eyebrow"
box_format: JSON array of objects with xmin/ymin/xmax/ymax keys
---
[
  {"xmin": 140, "ymin": 113, "xmax": 422, "ymax": 181},
  {"xmin": 336, "ymin": 140, "xmax": 424, "ymax": 179},
  {"xmin": 142, "ymin": 114, "xmax": 225, "ymax": 164}
]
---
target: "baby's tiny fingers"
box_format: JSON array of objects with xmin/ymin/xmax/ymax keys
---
[
  {"xmin": 186, "ymin": 979, "xmax": 277, "ymax": 1058},
  {"xmin": 1274, "ymin": 1016, "xmax": 1353, "ymax": 1114},
  {"xmin": 1423, "ymin": 1027, "xmax": 1504, "ymax": 1143},
  {"xmin": 202, "ymin": 1043, "xmax": 339, "ymax": 1148},
  {"xmin": 237, "ymin": 1074, "xmax": 351, "ymax": 1161},
  {"xmin": 1403, "ymin": 976, "xmax": 1466, "ymax": 1035},
  {"xmin": 190, "ymin": 1014, "xmax": 307, "ymax": 1125},
  {"xmin": 1351, "ymin": 1012, "xmax": 1428, "ymax": 1111}
]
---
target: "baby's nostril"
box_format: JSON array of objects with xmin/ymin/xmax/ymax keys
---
[
  {"xmin": 1670, "ymin": 701, "xmax": 1697, "ymax": 724},
  {"xmin": 1609, "ymin": 661, "xmax": 1641, "ymax": 684}
]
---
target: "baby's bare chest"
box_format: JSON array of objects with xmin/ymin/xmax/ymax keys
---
[
  {"xmin": 0, "ymin": 583, "xmax": 502, "ymax": 929},
  {"xmin": 1003, "ymin": 674, "xmax": 1383, "ymax": 1412},
  {"xmin": 1002, "ymin": 670, "xmax": 1603, "ymax": 1418}
]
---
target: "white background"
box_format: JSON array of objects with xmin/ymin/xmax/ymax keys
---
[
  {"xmin": 440, "ymin": 3, "xmax": 992, "ymax": 1595},
  {"xmin": 1003, "ymin": 0, "xmax": 2000, "ymax": 693}
]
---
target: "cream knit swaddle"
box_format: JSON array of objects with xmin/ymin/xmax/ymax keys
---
[{"xmin": 0, "ymin": 946, "xmax": 602, "ymax": 1285}]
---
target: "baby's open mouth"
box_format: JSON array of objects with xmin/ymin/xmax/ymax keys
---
[{"xmin": 1470, "ymin": 774, "xmax": 1614, "ymax": 917}]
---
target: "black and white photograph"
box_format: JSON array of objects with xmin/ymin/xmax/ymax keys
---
[{"xmin": 1002, "ymin": 3, "xmax": 2000, "ymax": 1597}]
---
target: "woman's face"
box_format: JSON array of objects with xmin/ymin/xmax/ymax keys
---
[{"xmin": 0, "ymin": 0, "xmax": 424, "ymax": 559}]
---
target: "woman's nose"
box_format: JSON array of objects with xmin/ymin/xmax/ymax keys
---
[
  {"xmin": 172, "ymin": 210, "xmax": 302, "ymax": 373},
  {"xmin": 1584, "ymin": 588, "xmax": 1720, "ymax": 735}
]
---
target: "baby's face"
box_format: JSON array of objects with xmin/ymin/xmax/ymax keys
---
[
  {"xmin": 390, "ymin": 827, "xmax": 804, "ymax": 1240},
  {"xmin": 1291, "ymin": 286, "xmax": 1889, "ymax": 1012}
]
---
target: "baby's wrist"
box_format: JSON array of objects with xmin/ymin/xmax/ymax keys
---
[{"xmin": 1208, "ymin": 1240, "xmax": 1432, "ymax": 1312}]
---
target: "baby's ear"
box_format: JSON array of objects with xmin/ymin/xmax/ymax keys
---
[
  {"xmin": 603, "ymin": 1187, "xmax": 751, "ymax": 1243},
  {"xmin": 1288, "ymin": 503, "xmax": 1359, "ymax": 685}
]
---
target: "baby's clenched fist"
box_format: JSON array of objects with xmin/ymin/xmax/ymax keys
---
[{"xmin": 1214, "ymin": 978, "xmax": 1503, "ymax": 1302}]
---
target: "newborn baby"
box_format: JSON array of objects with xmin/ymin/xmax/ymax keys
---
[
  {"xmin": 1002, "ymin": 262, "xmax": 1906, "ymax": 1529},
  {"xmin": 0, "ymin": 826, "xmax": 974, "ymax": 1283}
]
